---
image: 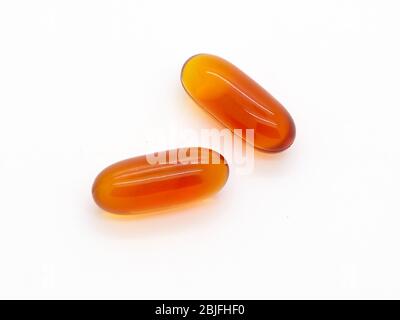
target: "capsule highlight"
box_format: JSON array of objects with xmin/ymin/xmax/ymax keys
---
[
  {"xmin": 92, "ymin": 148, "xmax": 229, "ymax": 214},
  {"xmin": 181, "ymin": 54, "xmax": 296, "ymax": 152}
]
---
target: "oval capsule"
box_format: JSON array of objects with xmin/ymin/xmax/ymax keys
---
[
  {"xmin": 92, "ymin": 147, "xmax": 229, "ymax": 214},
  {"xmin": 181, "ymin": 54, "xmax": 296, "ymax": 152}
]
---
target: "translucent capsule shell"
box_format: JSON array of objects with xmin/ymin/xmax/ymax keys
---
[
  {"xmin": 181, "ymin": 54, "xmax": 296, "ymax": 152},
  {"xmin": 92, "ymin": 148, "xmax": 229, "ymax": 214}
]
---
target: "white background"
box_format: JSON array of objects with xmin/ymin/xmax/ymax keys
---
[{"xmin": 0, "ymin": 0, "xmax": 399, "ymax": 299}]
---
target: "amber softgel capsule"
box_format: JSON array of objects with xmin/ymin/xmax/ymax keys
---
[
  {"xmin": 181, "ymin": 54, "xmax": 296, "ymax": 152},
  {"xmin": 92, "ymin": 148, "xmax": 229, "ymax": 214}
]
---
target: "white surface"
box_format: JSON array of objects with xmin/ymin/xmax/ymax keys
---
[{"xmin": 0, "ymin": 0, "xmax": 399, "ymax": 299}]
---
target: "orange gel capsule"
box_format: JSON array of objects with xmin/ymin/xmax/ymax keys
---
[
  {"xmin": 181, "ymin": 54, "xmax": 296, "ymax": 152},
  {"xmin": 92, "ymin": 148, "xmax": 229, "ymax": 214}
]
